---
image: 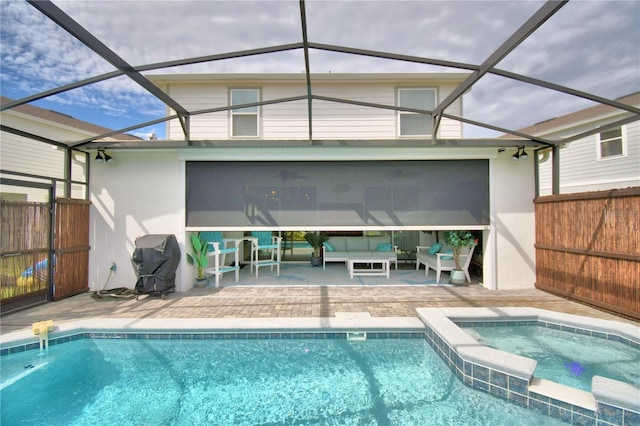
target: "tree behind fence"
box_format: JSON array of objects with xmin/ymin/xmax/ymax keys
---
[{"xmin": 535, "ymin": 187, "xmax": 639, "ymax": 320}]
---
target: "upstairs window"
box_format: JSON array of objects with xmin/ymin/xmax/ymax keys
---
[
  {"xmin": 231, "ymin": 88, "xmax": 260, "ymax": 137},
  {"xmin": 397, "ymin": 88, "xmax": 436, "ymax": 137},
  {"xmin": 597, "ymin": 127, "xmax": 625, "ymax": 160}
]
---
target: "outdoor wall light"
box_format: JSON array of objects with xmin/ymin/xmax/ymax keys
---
[
  {"xmin": 95, "ymin": 149, "xmax": 113, "ymax": 163},
  {"xmin": 511, "ymin": 147, "xmax": 528, "ymax": 161}
]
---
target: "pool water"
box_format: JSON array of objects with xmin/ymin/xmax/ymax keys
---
[
  {"xmin": 462, "ymin": 324, "xmax": 640, "ymax": 392},
  {"xmin": 0, "ymin": 336, "xmax": 567, "ymax": 425}
]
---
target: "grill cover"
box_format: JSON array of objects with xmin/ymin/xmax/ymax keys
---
[{"xmin": 131, "ymin": 234, "xmax": 180, "ymax": 293}]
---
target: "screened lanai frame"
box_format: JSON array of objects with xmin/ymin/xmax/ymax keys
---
[{"xmin": 1, "ymin": 0, "xmax": 639, "ymax": 196}]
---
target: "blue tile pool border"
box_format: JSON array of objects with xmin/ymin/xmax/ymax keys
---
[{"xmin": 0, "ymin": 330, "xmax": 425, "ymax": 356}]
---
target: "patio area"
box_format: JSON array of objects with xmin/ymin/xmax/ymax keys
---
[{"xmin": 1, "ymin": 262, "xmax": 636, "ymax": 335}]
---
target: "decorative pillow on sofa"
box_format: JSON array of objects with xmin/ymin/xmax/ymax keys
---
[
  {"xmin": 323, "ymin": 242, "xmax": 335, "ymax": 252},
  {"xmin": 368, "ymin": 237, "xmax": 390, "ymax": 251},
  {"xmin": 428, "ymin": 243, "xmax": 442, "ymax": 255},
  {"xmin": 441, "ymin": 249, "xmax": 454, "ymax": 260},
  {"xmin": 377, "ymin": 242, "xmax": 393, "ymax": 252}
]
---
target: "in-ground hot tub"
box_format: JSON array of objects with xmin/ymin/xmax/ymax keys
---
[{"xmin": 417, "ymin": 307, "xmax": 640, "ymax": 426}]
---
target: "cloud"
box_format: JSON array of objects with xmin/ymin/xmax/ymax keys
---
[
  {"xmin": 304, "ymin": 1, "xmax": 542, "ymax": 64},
  {"xmin": 56, "ymin": 0, "xmax": 301, "ymax": 65},
  {"xmin": 0, "ymin": 1, "xmax": 112, "ymax": 86},
  {"xmin": 1, "ymin": 0, "xmax": 638, "ymax": 138},
  {"xmin": 497, "ymin": 0, "xmax": 639, "ymax": 96}
]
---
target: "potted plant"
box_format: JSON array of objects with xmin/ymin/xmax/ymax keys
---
[
  {"xmin": 444, "ymin": 231, "xmax": 476, "ymax": 284},
  {"xmin": 186, "ymin": 232, "xmax": 208, "ymax": 281},
  {"xmin": 304, "ymin": 231, "xmax": 328, "ymax": 266}
]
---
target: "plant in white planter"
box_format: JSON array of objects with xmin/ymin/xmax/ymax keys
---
[{"xmin": 444, "ymin": 231, "xmax": 476, "ymax": 283}]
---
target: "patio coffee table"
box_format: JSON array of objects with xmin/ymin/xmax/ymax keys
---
[{"xmin": 347, "ymin": 257, "xmax": 390, "ymax": 279}]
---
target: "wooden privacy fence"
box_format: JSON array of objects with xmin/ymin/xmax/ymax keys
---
[
  {"xmin": 54, "ymin": 198, "xmax": 90, "ymax": 300},
  {"xmin": 535, "ymin": 187, "xmax": 640, "ymax": 319}
]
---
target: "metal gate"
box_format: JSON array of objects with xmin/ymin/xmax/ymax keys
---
[
  {"xmin": 0, "ymin": 199, "xmax": 51, "ymax": 314},
  {"xmin": 0, "ymin": 197, "xmax": 90, "ymax": 315}
]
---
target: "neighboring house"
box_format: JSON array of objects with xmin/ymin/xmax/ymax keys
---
[
  {"xmin": 514, "ymin": 92, "xmax": 640, "ymax": 195},
  {"xmin": 0, "ymin": 96, "xmax": 140, "ymax": 201},
  {"xmin": 81, "ymin": 73, "xmax": 537, "ymax": 292}
]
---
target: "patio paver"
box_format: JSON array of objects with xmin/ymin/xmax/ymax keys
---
[{"xmin": 1, "ymin": 284, "xmax": 636, "ymax": 335}]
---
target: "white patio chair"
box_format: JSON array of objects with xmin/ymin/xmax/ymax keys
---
[
  {"xmin": 416, "ymin": 244, "xmax": 475, "ymax": 284},
  {"xmin": 202, "ymin": 231, "xmax": 239, "ymax": 287},
  {"xmin": 251, "ymin": 232, "xmax": 282, "ymax": 278}
]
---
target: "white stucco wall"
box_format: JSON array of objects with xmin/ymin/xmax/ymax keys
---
[
  {"xmin": 490, "ymin": 151, "xmax": 537, "ymax": 289},
  {"xmin": 89, "ymin": 151, "xmax": 186, "ymax": 293},
  {"xmin": 88, "ymin": 147, "xmax": 536, "ymax": 293}
]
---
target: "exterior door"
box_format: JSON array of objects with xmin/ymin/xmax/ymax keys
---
[{"xmin": 53, "ymin": 198, "xmax": 90, "ymax": 299}]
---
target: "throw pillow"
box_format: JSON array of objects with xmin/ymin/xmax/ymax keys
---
[
  {"xmin": 323, "ymin": 242, "xmax": 335, "ymax": 252},
  {"xmin": 377, "ymin": 242, "xmax": 393, "ymax": 252},
  {"xmin": 441, "ymin": 249, "xmax": 454, "ymax": 260},
  {"xmin": 427, "ymin": 243, "xmax": 442, "ymax": 255}
]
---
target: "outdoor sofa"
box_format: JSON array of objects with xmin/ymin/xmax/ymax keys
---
[{"xmin": 322, "ymin": 236, "xmax": 398, "ymax": 270}]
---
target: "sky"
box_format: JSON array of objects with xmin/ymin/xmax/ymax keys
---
[{"xmin": 1, "ymin": 0, "xmax": 638, "ymax": 140}]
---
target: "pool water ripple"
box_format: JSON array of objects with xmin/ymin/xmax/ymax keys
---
[{"xmin": 1, "ymin": 337, "xmax": 567, "ymax": 425}]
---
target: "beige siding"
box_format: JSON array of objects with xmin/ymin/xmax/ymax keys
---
[
  {"xmin": 1, "ymin": 132, "xmax": 65, "ymax": 180},
  {"xmin": 262, "ymin": 84, "xmax": 310, "ymax": 139},
  {"xmin": 163, "ymin": 77, "xmax": 464, "ymax": 140},
  {"xmin": 166, "ymin": 84, "xmax": 228, "ymax": 139},
  {"xmin": 1, "ymin": 111, "xmax": 93, "ymax": 200},
  {"xmin": 437, "ymin": 82, "xmax": 463, "ymax": 139},
  {"xmin": 310, "ymin": 84, "xmax": 395, "ymax": 139}
]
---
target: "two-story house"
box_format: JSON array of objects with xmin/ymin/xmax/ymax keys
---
[{"xmin": 81, "ymin": 73, "xmax": 539, "ymax": 292}]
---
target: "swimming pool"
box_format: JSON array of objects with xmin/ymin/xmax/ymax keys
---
[
  {"xmin": 460, "ymin": 322, "xmax": 640, "ymax": 392},
  {"xmin": 0, "ymin": 331, "xmax": 566, "ymax": 425},
  {"xmin": 2, "ymin": 312, "xmax": 638, "ymax": 425}
]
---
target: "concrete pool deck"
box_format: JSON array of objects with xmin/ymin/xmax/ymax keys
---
[{"xmin": 1, "ymin": 283, "xmax": 637, "ymax": 335}]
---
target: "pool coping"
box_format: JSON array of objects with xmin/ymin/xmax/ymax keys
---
[{"xmin": 416, "ymin": 307, "xmax": 640, "ymax": 426}]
